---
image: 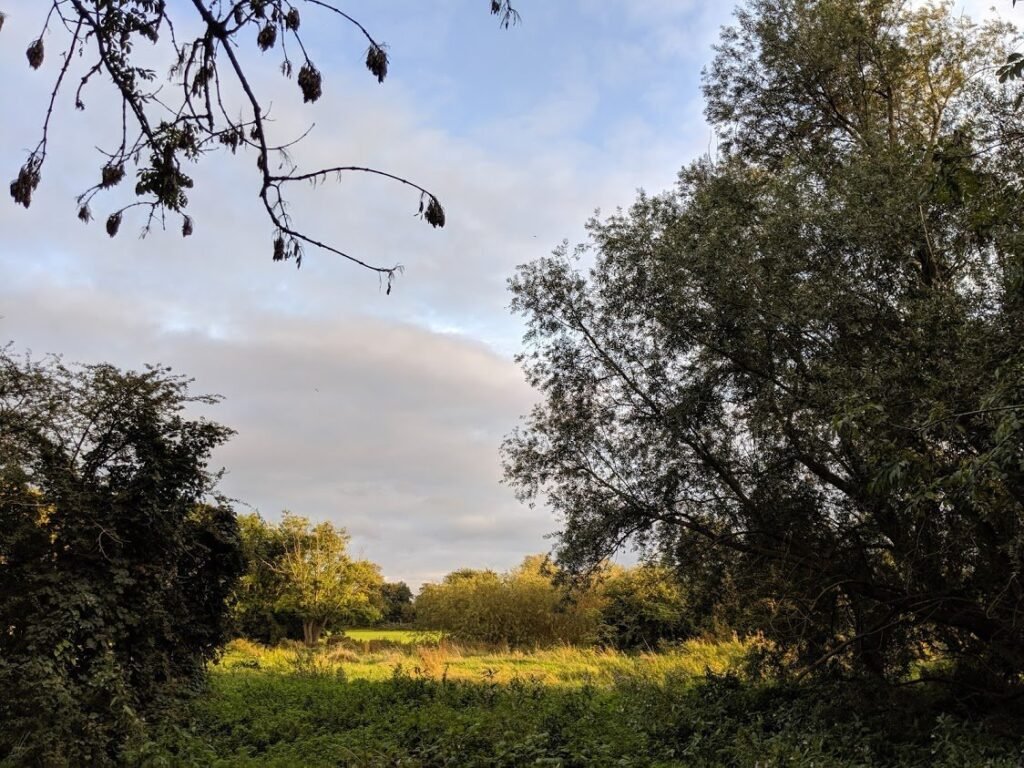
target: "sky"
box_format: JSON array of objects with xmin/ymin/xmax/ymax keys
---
[{"xmin": 0, "ymin": 0, "xmax": 1014, "ymax": 588}]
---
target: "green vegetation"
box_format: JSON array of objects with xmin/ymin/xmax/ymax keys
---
[
  {"xmin": 504, "ymin": 0, "xmax": 1024, "ymax": 686},
  {"xmin": 414, "ymin": 555, "xmax": 605, "ymax": 647},
  {"xmin": 232, "ymin": 513, "xmax": 386, "ymax": 646},
  {"xmin": 0, "ymin": 349, "xmax": 244, "ymax": 766},
  {"xmin": 4, "ymin": 0, "xmax": 1024, "ymax": 764},
  {"xmin": 341, "ymin": 629, "xmax": 443, "ymax": 645},
  {"xmin": 134, "ymin": 639, "xmax": 1023, "ymax": 767}
]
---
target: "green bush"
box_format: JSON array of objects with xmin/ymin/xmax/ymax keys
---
[
  {"xmin": 0, "ymin": 350, "xmax": 244, "ymax": 766},
  {"xmin": 414, "ymin": 556, "xmax": 603, "ymax": 647}
]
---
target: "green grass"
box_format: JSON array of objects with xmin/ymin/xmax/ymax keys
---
[
  {"xmin": 216, "ymin": 636, "xmax": 748, "ymax": 686},
  {"xmin": 340, "ymin": 628, "xmax": 444, "ymax": 644},
  {"xmin": 135, "ymin": 639, "xmax": 1024, "ymax": 767}
]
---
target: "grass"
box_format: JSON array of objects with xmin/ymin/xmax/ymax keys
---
[
  {"xmin": 339, "ymin": 628, "xmax": 444, "ymax": 645},
  {"xmin": 134, "ymin": 636, "xmax": 1024, "ymax": 767},
  {"xmin": 217, "ymin": 635, "xmax": 748, "ymax": 686}
]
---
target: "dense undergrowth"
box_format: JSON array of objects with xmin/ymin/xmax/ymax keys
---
[{"xmin": 130, "ymin": 638, "xmax": 1024, "ymax": 767}]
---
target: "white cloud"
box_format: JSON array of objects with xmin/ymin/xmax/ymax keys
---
[{"xmin": 0, "ymin": 0, "xmax": 740, "ymax": 586}]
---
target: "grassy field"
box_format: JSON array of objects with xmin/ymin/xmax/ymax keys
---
[
  {"xmin": 339, "ymin": 628, "xmax": 444, "ymax": 645},
  {"xmin": 136, "ymin": 637, "xmax": 1024, "ymax": 767}
]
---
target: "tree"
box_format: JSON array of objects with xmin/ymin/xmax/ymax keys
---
[
  {"xmin": 232, "ymin": 512, "xmax": 302, "ymax": 642},
  {"xmin": 0, "ymin": 346, "xmax": 244, "ymax": 765},
  {"xmin": 379, "ymin": 580, "xmax": 414, "ymax": 624},
  {"xmin": 504, "ymin": 0, "xmax": 1024, "ymax": 686},
  {"xmin": 273, "ymin": 512, "xmax": 382, "ymax": 645},
  {"xmin": 3, "ymin": 0, "xmax": 518, "ymax": 289}
]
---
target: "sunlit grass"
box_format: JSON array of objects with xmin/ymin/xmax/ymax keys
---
[
  {"xmin": 216, "ymin": 635, "xmax": 749, "ymax": 686},
  {"xmin": 145, "ymin": 636, "xmax": 1023, "ymax": 767},
  {"xmin": 340, "ymin": 628, "xmax": 444, "ymax": 644}
]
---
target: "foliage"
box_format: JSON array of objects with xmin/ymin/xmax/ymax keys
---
[
  {"xmin": 233, "ymin": 512, "xmax": 383, "ymax": 646},
  {"xmin": 232, "ymin": 512, "xmax": 302, "ymax": 644},
  {"xmin": 415, "ymin": 555, "xmax": 605, "ymax": 647},
  {"xmin": 598, "ymin": 564, "xmax": 693, "ymax": 650},
  {"xmin": 5, "ymin": 1, "xmax": 517, "ymax": 286},
  {"xmin": 503, "ymin": 0, "xmax": 1024, "ymax": 685},
  {"xmin": 378, "ymin": 580, "xmax": 415, "ymax": 624},
  {"xmin": 0, "ymin": 346, "xmax": 244, "ymax": 766},
  {"xmin": 137, "ymin": 639, "xmax": 1024, "ymax": 766}
]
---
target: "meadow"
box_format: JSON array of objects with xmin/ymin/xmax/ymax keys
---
[{"xmin": 134, "ymin": 636, "xmax": 1024, "ymax": 767}]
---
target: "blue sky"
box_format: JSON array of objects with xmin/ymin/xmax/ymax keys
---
[{"xmin": 0, "ymin": 0, "xmax": 1013, "ymax": 586}]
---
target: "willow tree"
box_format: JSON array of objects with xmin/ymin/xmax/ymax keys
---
[{"xmin": 504, "ymin": 0, "xmax": 1024, "ymax": 686}]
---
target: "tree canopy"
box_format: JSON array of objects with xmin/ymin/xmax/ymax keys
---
[
  {"xmin": 234, "ymin": 512, "xmax": 383, "ymax": 645},
  {"xmin": 4, "ymin": 1, "xmax": 518, "ymax": 288},
  {"xmin": 503, "ymin": 0, "xmax": 1024, "ymax": 685}
]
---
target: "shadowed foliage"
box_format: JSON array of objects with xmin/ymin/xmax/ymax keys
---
[
  {"xmin": 0, "ymin": 347, "xmax": 244, "ymax": 765},
  {"xmin": 503, "ymin": 0, "xmax": 1024, "ymax": 688}
]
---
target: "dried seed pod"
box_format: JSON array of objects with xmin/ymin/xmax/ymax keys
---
[
  {"xmin": 100, "ymin": 163, "xmax": 126, "ymax": 189},
  {"xmin": 26, "ymin": 39, "xmax": 44, "ymax": 69},
  {"xmin": 78, "ymin": 204, "xmax": 92, "ymax": 223},
  {"xmin": 182, "ymin": 215, "xmax": 194, "ymax": 237},
  {"xmin": 297, "ymin": 62, "xmax": 322, "ymax": 103},
  {"xmin": 365, "ymin": 44, "xmax": 388, "ymax": 83},
  {"xmin": 233, "ymin": 5, "xmax": 244, "ymax": 25},
  {"xmin": 9, "ymin": 160, "xmax": 41, "ymax": 208},
  {"xmin": 285, "ymin": 8, "xmax": 300, "ymax": 31},
  {"xmin": 424, "ymin": 196, "xmax": 445, "ymax": 228},
  {"xmin": 106, "ymin": 211, "xmax": 122, "ymax": 237},
  {"xmin": 257, "ymin": 23, "xmax": 277, "ymax": 51},
  {"xmin": 273, "ymin": 235, "xmax": 285, "ymax": 261},
  {"xmin": 250, "ymin": 0, "xmax": 266, "ymax": 19}
]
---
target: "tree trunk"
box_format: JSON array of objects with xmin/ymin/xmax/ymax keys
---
[{"xmin": 303, "ymin": 620, "xmax": 324, "ymax": 647}]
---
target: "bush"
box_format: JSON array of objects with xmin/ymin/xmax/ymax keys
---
[
  {"xmin": 415, "ymin": 556, "xmax": 603, "ymax": 647},
  {"xmin": 0, "ymin": 349, "xmax": 244, "ymax": 765}
]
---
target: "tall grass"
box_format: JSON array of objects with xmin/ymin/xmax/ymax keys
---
[
  {"xmin": 218, "ymin": 635, "xmax": 749, "ymax": 686},
  {"xmin": 133, "ymin": 637, "xmax": 1024, "ymax": 767}
]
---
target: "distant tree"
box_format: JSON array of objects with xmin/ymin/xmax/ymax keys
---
[
  {"xmin": 0, "ymin": 346, "xmax": 243, "ymax": 765},
  {"xmin": 598, "ymin": 564, "xmax": 692, "ymax": 650},
  {"xmin": 504, "ymin": 0, "xmax": 1024, "ymax": 685},
  {"xmin": 274, "ymin": 513, "xmax": 382, "ymax": 645},
  {"xmin": 2, "ymin": 0, "xmax": 518, "ymax": 288},
  {"xmin": 379, "ymin": 580, "xmax": 414, "ymax": 624},
  {"xmin": 232, "ymin": 512, "xmax": 301, "ymax": 642},
  {"xmin": 415, "ymin": 556, "xmax": 603, "ymax": 647}
]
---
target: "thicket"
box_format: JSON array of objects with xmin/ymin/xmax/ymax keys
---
[
  {"xmin": 413, "ymin": 556, "xmax": 718, "ymax": 650},
  {"xmin": 0, "ymin": 348, "xmax": 244, "ymax": 766},
  {"xmin": 414, "ymin": 555, "xmax": 604, "ymax": 647}
]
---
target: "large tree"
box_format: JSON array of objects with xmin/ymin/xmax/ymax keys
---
[
  {"xmin": 504, "ymin": 0, "xmax": 1024, "ymax": 685},
  {"xmin": 3, "ymin": 0, "xmax": 517, "ymax": 288},
  {"xmin": 273, "ymin": 512, "xmax": 382, "ymax": 645},
  {"xmin": 0, "ymin": 347, "xmax": 244, "ymax": 765}
]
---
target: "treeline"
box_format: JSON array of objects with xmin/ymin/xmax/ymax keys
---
[
  {"xmin": 413, "ymin": 556, "xmax": 733, "ymax": 650},
  {"xmin": 229, "ymin": 521, "xmax": 739, "ymax": 651}
]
